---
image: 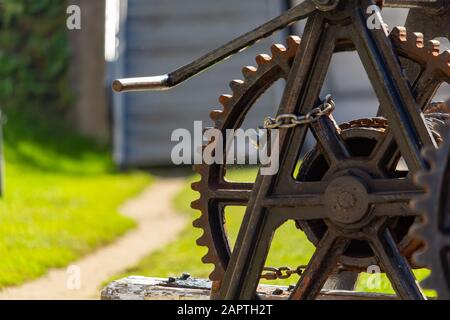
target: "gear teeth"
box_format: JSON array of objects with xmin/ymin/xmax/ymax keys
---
[
  {"xmin": 270, "ymin": 44, "xmax": 287, "ymax": 59},
  {"xmin": 242, "ymin": 66, "xmax": 257, "ymax": 80},
  {"xmin": 200, "ymin": 244, "xmax": 225, "ymax": 281},
  {"xmin": 204, "ymin": 253, "xmax": 226, "ymax": 281},
  {"xmin": 218, "ymin": 95, "xmax": 233, "ymax": 117},
  {"xmin": 390, "ymin": 28, "xmax": 450, "ymax": 83},
  {"xmin": 209, "ymin": 268, "xmax": 225, "ymax": 282},
  {"xmin": 286, "ymin": 35, "xmax": 301, "ymax": 53},
  {"xmin": 409, "ymin": 128, "xmax": 450, "ymax": 298},
  {"xmin": 229, "ymin": 80, "xmax": 244, "ymax": 94},
  {"xmin": 192, "ymin": 163, "xmax": 207, "ymax": 175},
  {"xmin": 442, "ymin": 49, "xmax": 450, "ymax": 62},
  {"xmin": 409, "ymin": 214, "xmax": 426, "ymax": 236},
  {"xmin": 412, "ymin": 32, "xmax": 424, "ymax": 48},
  {"xmin": 192, "ymin": 208, "xmax": 207, "ymax": 227},
  {"xmin": 196, "ymin": 232, "xmax": 210, "ymax": 246},
  {"xmin": 201, "ymin": 249, "xmax": 216, "ymax": 263},
  {"xmin": 440, "ymin": 50, "xmax": 450, "ymax": 70},
  {"xmin": 192, "ymin": 216, "xmax": 202, "ymax": 228},
  {"xmin": 219, "ymin": 94, "xmax": 233, "ymax": 108},
  {"xmin": 190, "ymin": 38, "xmax": 306, "ymax": 285},
  {"xmin": 255, "ymin": 54, "xmax": 272, "ymax": 66},
  {"xmin": 426, "ymin": 40, "xmax": 440, "ymax": 56},
  {"xmin": 390, "ymin": 26, "xmax": 407, "ymax": 41},
  {"xmin": 411, "ymin": 244, "xmax": 430, "ymax": 268},
  {"xmin": 413, "ymin": 172, "xmax": 430, "ymax": 194},
  {"xmin": 210, "ymin": 110, "xmax": 223, "ymax": 122},
  {"xmin": 409, "ymin": 202, "xmax": 430, "ymax": 268},
  {"xmin": 191, "ymin": 181, "xmax": 201, "ymax": 191},
  {"xmin": 191, "ymin": 199, "xmax": 202, "ymax": 210},
  {"xmin": 190, "ymin": 32, "xmax": 450, "ymax": 287},
  {"xmin": 422, "ymin": 147, "xmax": 439, "ymax": 168},
  {"xmin": 411, "ymin": 197, "xmax": 428, "ymax": 215}
]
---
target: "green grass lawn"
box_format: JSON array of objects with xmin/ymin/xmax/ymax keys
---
[
  {"xmin": 112, "ymin": 167, "xmax": 433, "ymax": 296},
  {"xmin": 0, "ymin": 109, "xmax": 151, "ymax": 288}
]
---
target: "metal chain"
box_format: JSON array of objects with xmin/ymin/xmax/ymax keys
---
[
  {"xmin": 263, "ymin": 95, "xmax": 336, "ymax": 130},
  {"xmin": 260, "ymin": 265, "xmax": 306, "ymax": 280}
]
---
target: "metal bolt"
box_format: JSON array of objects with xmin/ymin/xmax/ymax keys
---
[
  {"xmin": 180, "ymin": 273, "xmax": 191, "ymax": 280},
  {"xmin": 272, "ymin": 288, "xmax": 284, "ymax": 295}
]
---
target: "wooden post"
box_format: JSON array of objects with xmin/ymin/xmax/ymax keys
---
[{"xmin": 68, "ymin": 0, "xmax": 109, "ymax": 142}]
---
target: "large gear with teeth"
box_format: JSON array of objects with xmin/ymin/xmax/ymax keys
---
[
  {"xmin": 192, "ymin": 35, "xmax": 302, "ymax": 282},
  {"xmin": 411, "ymin": 127, "xmax": 450, "ymax": 300},
  {"xmin": 191, "ymin": 25, "xmax": 450, "ymax": 297},
  {"xmin": 192, "ymin": 35, "xmax": 303, "ymax": 281}
]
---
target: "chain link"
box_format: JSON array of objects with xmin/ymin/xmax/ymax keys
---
[
  {"xmin": 263, "ymin": 95, "xmax": 336, "ymax": 130},
  {"xmin": 260, "ymin": 265, "xmax": 306, "ymax": 281}
]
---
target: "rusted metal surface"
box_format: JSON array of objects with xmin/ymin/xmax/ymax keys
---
[
  {"xmin": 191, "ymin": 1, "xmax": 449, "ymax": 300},
  {"xmin": 193, "ymin": 32, "xmax": 448, "ymax": 302},
  {"xmin": 114, "ymin": 0, "xmax": 449, "ymax": 300}
]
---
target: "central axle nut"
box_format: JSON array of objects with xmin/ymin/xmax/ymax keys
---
[
  {"xmin": 324, "ymin": 176, "xmax": 370, "ymax": 225},
  {"xmin": 337, "ymin": 191, "xmax": 357, "ymax": 209}
]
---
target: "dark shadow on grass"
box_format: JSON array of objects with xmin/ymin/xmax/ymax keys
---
[{"xmin": 3, "ymin": 107, "xmax": 114, "ymax": 175}]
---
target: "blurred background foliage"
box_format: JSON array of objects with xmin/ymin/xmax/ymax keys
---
[
  {"xmin": 0, "ymin": 0, "xmax": 72, "ymax": 115},
  {"xmin": 0, "ymin": 1, "xmax": 155, "ymax": 288}
]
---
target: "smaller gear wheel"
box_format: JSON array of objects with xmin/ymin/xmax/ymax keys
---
[
  {"xmin": 424, "ymin": 100, "xmax": 450, "ymax": 141},
  {"xmin": 411, "ymin": 128, "xmax": 450, "ymax": 299}
]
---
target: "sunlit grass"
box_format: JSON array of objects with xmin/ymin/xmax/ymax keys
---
[{"xmin": 0, "ymin": 109, "xmax": 150, "ymax": 288}]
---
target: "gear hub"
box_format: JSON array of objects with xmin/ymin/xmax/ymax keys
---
[{"xmin": 325, "ymin": 176, "xmax": 370, "ymax": 226}]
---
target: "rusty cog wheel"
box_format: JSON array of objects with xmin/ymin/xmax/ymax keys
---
[
  {"xmin": 296, "ymin": 118, "xmax": 420, "ymax": 271},
  {"xmin": 191, "ymin": 27, "xmax": 450, "ymax": 295},
  {"xmin": 411, "ymin": 127, "xmax": 450, "ymax": 300},
  {"xmin": 192, "ymin": 35, "xmax": 302, "ymax": 282}
]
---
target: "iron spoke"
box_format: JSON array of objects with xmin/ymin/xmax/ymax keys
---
[
  {"xmin": 371, "ymin": 203, "xmax": 419, "ymax": 217},
  {"xmin": 290, "ymin": 231, "xmax": 349, "ymax": 300},
  {"xmin": 212, "ymin": 183, "xmax": 253, "ymax": 204},
  {"xmin": 369, "ymin": 192, "xmax": 419, "ymax": 205},
  {"xmin": 271, "ymin": 205, "xmax": 328, "ymax": 221},
  {"xmin": 264, "ymin": 194, "xmax": 323, "ymax": 208},
  {"xmin": 310, "ymin": 115, "xmax": 351, "ymax": 166},
  {"xmin": 371, "ymin": 73, "xmax": 442, "ymax": 171},
  {"xmin": 413, "ymin": 70, "xmax": 443, "ymax": 108},
  {"xmin": 370, "ymin": 133, "xmax": 400, "ymax": 172},
  {"xmin": 218, "ymin": 14, "xmax": 332, "ymax": 299},
  {"xmin": 369, "ymin": 228, "xmax": 426, "ymax": 300},
  {"xmin": 351, "ymin": 2, "xmax": 436, "ymax": 174},
  {"xmin": 266, "ymin": 180, "xmax": 328, "ymax": 220},
  {"xmin": 369, "ymin": 178, "xmax": 421, "ymax": 204},
  {"xmin": 368, "ymin": 178, "xmax": 421, "ymax": 216}
]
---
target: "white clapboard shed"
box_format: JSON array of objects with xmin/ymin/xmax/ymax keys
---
[
  {"xmin": 111, "ymin": 2, "xmax": 422, "ymax": 167},
  {"xmin": 112, "ymin": 0, "xmax": 286, "ymax": 167}
]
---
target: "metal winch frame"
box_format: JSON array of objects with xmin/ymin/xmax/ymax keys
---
[{"xmin": 114, "ymin": 0, "xmax": 450, "ymax": 300}]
